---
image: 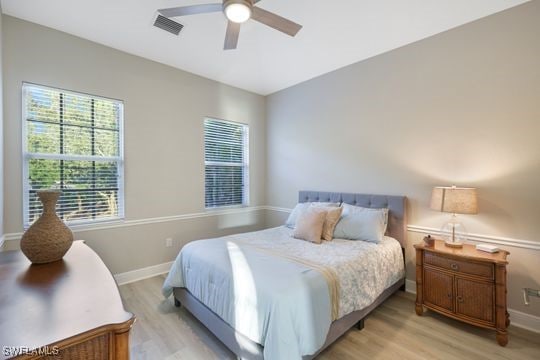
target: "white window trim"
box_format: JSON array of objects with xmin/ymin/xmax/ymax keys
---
[
  {"xmin": 21, "ymin": 82, "xmax": 125, "ymax": 229},
  {"xmin": 204, "ymin": 117, "xmax": 249, "ymax": 210}
]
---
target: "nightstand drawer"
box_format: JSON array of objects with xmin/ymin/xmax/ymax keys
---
[{"xmin": 424, "ymin": 252, "xmax": 494, "ymax": 279}]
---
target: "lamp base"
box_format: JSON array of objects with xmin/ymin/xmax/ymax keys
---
[
  {"xmin": 440, "ymin": 214, "xmax": 467, "ymax": 249},
  {"xmin": 445, "ymin": 240, "xmax": 464, "ymax": 248}
]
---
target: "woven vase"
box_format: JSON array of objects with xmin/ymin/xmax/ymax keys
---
[{"xmin": 21, "ymin": 190, "xmax": 73, "ymax": 264}]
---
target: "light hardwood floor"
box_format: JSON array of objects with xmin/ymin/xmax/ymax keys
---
[{"xmin": 120, "ymin": 276, "xmax": 540, "ymax": 360}]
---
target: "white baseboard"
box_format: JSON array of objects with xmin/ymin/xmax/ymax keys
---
[
  {"xmin": 507, "ymin": 309, "xmax": 540, "ymax": 334},
  {"xmin": 405, "ymin": 279, "xmax": 417, "ymax": 294},
  {"xmin": 404, "ymin": 279, "xmax": 540, "ymax": 333},
  {"xmin": 114, "ymin": 261, "xmax": 174, "ymax": 286}
]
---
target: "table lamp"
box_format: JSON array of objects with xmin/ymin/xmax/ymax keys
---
[{"xmin": 430, "ymin": 186, "xmax": 478, "ymax": 248}]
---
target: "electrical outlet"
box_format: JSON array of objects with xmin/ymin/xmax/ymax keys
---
[{"xmin": 165, "ymin": 238, "xmax": 173, "ymax": 247}]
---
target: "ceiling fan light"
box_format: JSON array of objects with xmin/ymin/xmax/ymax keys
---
[{"xmin": 225, "ymin": 3, "xmax": 251, "ymax": 23}]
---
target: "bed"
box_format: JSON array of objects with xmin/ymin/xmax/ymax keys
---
[{"xmin": 163, "ymin": 191, "xmax": 407, "ymax": 360}]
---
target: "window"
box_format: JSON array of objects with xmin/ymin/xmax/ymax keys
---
[
  {"xmin": 23, "ymin": 83, "xmax": 124, "ymax": 227},
  {"xmin": 204, "ymin": 118, "xmax": 249, "ymax": 208}
]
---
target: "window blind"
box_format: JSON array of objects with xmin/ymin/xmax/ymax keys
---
[
  {"xmin": 23, "ymin": 83, "xmax": 124, "ymax": 227},
  {"xmin": 204, "ymin": 118, "xmax": 249, "ymax": 208}
]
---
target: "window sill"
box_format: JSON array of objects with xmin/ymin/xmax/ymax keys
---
[{"xmin": 205, "ymin": 204, "xmax": 249, "ymax": 212}]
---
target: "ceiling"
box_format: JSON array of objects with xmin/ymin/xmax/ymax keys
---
[{"xmin": 1, "ymin": 0, "xmax": 529, "ymax": 95}]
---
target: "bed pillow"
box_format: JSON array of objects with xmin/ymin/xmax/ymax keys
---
[
  {"xmin": 285, "ymin": 202, "xmax": 340, "ymax": 229},
  {"xmin": 309, "ymin": 205, "xmax": 343, "ymax": 241},
  {"xmin": 333, "ymin": 204, "xmax": 389, "ymax": 243},
  {"xmin": 293, "ymin": 209, "xmax": 327, "ymax": 244},
  {"xmin": 344, "ymin": 203, "xmax": 389, "ymax": 233}
]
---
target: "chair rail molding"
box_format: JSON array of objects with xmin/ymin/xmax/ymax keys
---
[
  {"xmin": 2, "ymin": 206, "xmax": 267, "ymax": 242},
  {"xmin": 264, "ymin": 206, "xmax": 292, "ymax": 213},
  {"xmin": 262, "ymin": 206, "xmax": 540, "ymax": 251},
  {"xmin": 407, "ymin": 225, "xmax": 540, "ymax": 251},
  {"xmin": 3, "ymin": 206, "xmax": 539, "ymax": 251}
]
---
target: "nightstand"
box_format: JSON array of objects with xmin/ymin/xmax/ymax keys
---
[{"xmin": 414, "ymin": 240, "xmax": 510, "ymax": 346}]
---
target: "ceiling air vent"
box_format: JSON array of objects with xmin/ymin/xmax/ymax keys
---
[{"xmin": 154, "ymin": 15, "xmax": 184, "ymax": 36}]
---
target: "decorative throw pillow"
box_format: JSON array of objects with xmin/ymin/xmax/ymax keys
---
[
  {"xmin": 309, "ymin": 204, "xmax": 343, "ymax": 241},
  {"xmin": 333, "ymin": 204, "xmax": 389, "ymax": 243},
  {"xmin": 285, "ymin": 202, "xmax": 340, "ymax": 229},
  {"xmin": 293, "ymin": 209, "xmax": 327, "ymax": 244}
]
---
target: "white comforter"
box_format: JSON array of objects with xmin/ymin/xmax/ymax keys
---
[
  {"xmin": 163, "ymin": 226, "xmax": 405, "ymax": 359},
  {"xmin": 221, "ymin": 226, "xmax": 405, "ymax": 318}
]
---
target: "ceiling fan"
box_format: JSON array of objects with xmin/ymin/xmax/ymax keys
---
[{"xmin": 157, "ymin": 0, "xmax": 303, "ymax": 50}]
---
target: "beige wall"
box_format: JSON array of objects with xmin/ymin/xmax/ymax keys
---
[
  {"xmin": 265, "ymin": 1, "xmax": 540, "ymax": 317},
  {"xmin": 2, "ymin": 15, "xmax": 267, "ymax": 273},
  {"xmin": 2, "ymin": 2, "xmax": 540, "ymax": 320},
  {"xmin": 0, "ymin": 6, "xmax": 3, "ymax": 243}
]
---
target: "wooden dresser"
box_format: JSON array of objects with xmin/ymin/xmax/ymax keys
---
[
  {"xmin": 0, "ymin": 241, "xmax": 135, "ymax": 359},
  {"xmin": 414, "ymin": 240, "xmax": 509, "ymax": 346}
]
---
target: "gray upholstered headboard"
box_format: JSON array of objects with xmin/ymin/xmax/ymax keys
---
[{"xmin": 299, "ymin": 191, "xmax": 407, "ymax": 247}]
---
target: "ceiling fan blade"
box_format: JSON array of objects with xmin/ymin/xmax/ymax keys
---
[
  {"xmin": 224, "ymin": 21, "xmax": 241, "ymax": 50},
  {"xmin": 158, "ymin": 4, "xmax": 222, "ymax": 18},
  {"xmin": 251, "ymin": 7, "xmax": 302, "ymax": 37}
]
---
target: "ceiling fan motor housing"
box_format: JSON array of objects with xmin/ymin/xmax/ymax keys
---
[
  {"xmin": 223, "ymin": 0, "xmax": 254, "ymax": 10},
  {"xmin": 223, "ymin": 0, "xmax": 254, "ymax": 23}
]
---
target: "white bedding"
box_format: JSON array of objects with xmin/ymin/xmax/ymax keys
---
[
  {"xmin": 163, "ymin": 226, "xmax": 405, "ymax": 359},
  {"xmin": 220, "ymin": 226, "xmax": 405, "ymax": 318}
]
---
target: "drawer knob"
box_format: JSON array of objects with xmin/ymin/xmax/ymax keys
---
[
  {"xmin": 447, "ymin": 293, "xmax": 452, "ymax": 299},
  {"xmin": 457, "ymin": 296, "xmax": 464, "ymax": 303},
  {"xmin": 450, "ymin": 263, "xmax": 459, "ymax": 270}
]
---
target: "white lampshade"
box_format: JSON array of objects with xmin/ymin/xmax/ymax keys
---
[
  {"xmin": 430, "ymin": 186, "xmax": 478, "ymax": 215},
  {"xmin": 224, "ymin": 1, "xmax": 252, "ymax": 23}
]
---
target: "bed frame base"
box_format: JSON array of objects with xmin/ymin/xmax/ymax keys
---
[{"xmin": 173, "ymin": 278, "xmax": 405, "ymax": 360}]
